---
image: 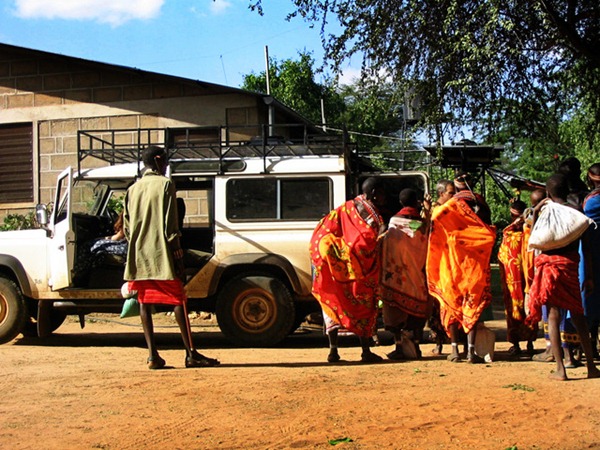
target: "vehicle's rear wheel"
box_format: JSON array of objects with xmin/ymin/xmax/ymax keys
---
[
  {"xmin": 0, "ymin": 276, "xmax": 28, "ymax": 345},
  {"xmin": 216, "ymin": 275, "xmax": 295, "ymax": 347}
]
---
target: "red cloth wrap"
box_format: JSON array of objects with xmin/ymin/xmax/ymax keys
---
[
  {"xmin": 526, "ymin": 252, "xmax": 583, "ymax": 326},
  {"xmin": 129, "ymin": 280, "xmax": 187, "ymax": 305}
]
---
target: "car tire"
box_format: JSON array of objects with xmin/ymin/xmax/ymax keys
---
[
  {"xmin": 0, "ymin": 276, "xmax": 28, "ymax": 345},
  {"xmin": 216, "ymin": 275, "xmax": 295, "ymax": 347}
]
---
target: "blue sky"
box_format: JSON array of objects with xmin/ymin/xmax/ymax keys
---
[{"xmin": 0, "ymin": 0, "xmax": 359, "ymax": 88}]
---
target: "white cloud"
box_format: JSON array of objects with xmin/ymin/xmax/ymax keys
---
[
  {"xmin": 338, "ymin": 66, "xmax": 361, "ymax": 86},
  {"xmin": 209, "ymin": 0, "xmax": 231, "ymax": 15},
  {"xmin": 13, "ymin": 0, "xmax": 164, "ymax": 26}
]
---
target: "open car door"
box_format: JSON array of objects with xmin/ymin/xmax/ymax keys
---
[{"xmin": 49, "ymin": 167, "xmax": 75, "ymax": 290}]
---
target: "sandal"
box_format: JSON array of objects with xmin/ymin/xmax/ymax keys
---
[
  {"xmin": 508, "ymin": 345, "xmax": 522, "ymax": 356},
  {"xmin": 386, "ymin": 349, "xmax": 405, "ymax": 361},
  {"xmin": 447, "ymin": 353, "xmax": 462, "ymax": 363},
  {"xmin": 185, "ymin": 351, "xmax": 220, "ymax": 368},
  {"xmin": 147, "ymin": 355, "xmax": 166, "ymax": 370},
  {"xmin": 532, "ymin": 350, "xmax": 555, "ymax": 362},
  {"xmin": 360, "ymin": 352, "xmax": 383, "ymax": 363},
  {"xmin": 564, "ymin": 359, "xmax": 583, "ymax": 369},
  {"xmin": 327, "ymin": 352, "xmax": 341, "ymax": 363},
  {"xmin": 467, "ymin": 354, "xmax": 485, "ymax": 364}
]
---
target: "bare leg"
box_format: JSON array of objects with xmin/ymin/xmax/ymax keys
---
[
  {"xmin": 570, "ymin": 313, "xmax": 600, "ymax": 378},
  {"xmin": 327, "ymin": 328, "xmax": 340, "ymax": 362},
  {"xmin": 140, "ymin": 303, "xmax": 158, "ymax": 359},
  {"xmin": 140, "ymin": 303, "xmax": 165, "ymax": 369},
  {"xmin": 174, "ymin": 304, "xmax": 193, "ymax": 357},
  {"xmin": 174, "ymin": 304, "xmax": 219, "ymax": 367},
  {"xmin": 467, "ymin": 325, "xmax": 484, "ymax": 364},
  {"xmin": 386, "ymin": 330, "xmax": 405, "ymax": 361},
  {"xmin": 359, "ymin": 335, "xmax": 382, "ymax": 362},
  {"xmin": 548, "ymin": 306, "xmax": 567, "ymax": 381},
  {"xmin": 590, "ymin": 322, "xmax": 600, "ymax": 359},
  {"xmin": 448, "ymin": 322, "xmax": 461, "ymax": 362}
]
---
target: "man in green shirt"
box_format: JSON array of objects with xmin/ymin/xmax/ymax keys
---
[{"xmin": 124, "ymin": 145, "xmax": 219, "ymax": 369}]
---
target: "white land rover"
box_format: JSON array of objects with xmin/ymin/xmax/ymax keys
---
[{"xmin": 0, "ymin": 127, "xmax": 428, "ymax": 346}]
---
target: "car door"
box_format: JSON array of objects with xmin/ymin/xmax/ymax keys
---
[{"xmin": 49, "ymin": 167, "xmax": 75, "ymax": 290}]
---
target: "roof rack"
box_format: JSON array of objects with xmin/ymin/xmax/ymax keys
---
[{"xmin": 77, "ymin": 124, "xmax": 355, "ymax": 175}]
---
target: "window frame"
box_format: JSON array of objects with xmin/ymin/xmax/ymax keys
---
[{"xmin": 225, "ymin": 176, "xmax": 333, "ymax": 222}]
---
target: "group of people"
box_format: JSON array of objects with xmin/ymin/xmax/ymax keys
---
[{"xmin": 310, "ymin": 158, "xmax": 600, "ymax": 380}]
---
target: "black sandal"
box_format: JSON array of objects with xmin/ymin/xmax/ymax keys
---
[
  {"xmin": 147, "ymin": 355, "xmax": 166, "ymax": 370},
  {"xmin": 360, "ymin": 352, "xmax": 383, "ymax": 363}
]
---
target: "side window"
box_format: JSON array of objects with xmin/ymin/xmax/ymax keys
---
[
  {"xmin": 227, "ymin": 178, "xmax": 332, "ymax": 221},
  {"xmin": 280, "ymin": 179, "xmax": 331, "ymax": 220},
  {"xmin": 227, "ymin": 179, "xmax": 277, "ymax": 220}
]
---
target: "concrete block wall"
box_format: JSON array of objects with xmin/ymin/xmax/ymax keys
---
[
  {"xmin": 0, "ymin": 49, "xmax": 194, "ymax": 111},
  {"xmin": 0, "ymin": 46, "xmax": 262, "ymax": 226}
]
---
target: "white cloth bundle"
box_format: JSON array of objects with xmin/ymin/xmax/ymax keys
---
[{"xmin": 528, "ymin": 200, "xmax": 594, "ymax": 251}]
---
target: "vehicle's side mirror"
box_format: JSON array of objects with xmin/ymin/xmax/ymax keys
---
[{"xmin": 35, "ymin": 204, "xmax": 49, "ymax": 227}]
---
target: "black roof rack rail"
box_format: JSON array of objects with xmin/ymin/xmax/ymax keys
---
[{"xmin": 77, "ymin": 124, "xmax": 354, "ymax": 175}]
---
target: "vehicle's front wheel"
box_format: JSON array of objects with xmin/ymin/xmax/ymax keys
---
[
  {"xmin": 216, "ymin": 275, "xmax": 295, "ymax": 347},
  {"xmin": 0, "ymin": 276, "xmax": 28, "ymax": 345}
]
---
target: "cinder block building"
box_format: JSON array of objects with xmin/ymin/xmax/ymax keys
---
[{"xmin": 0, "ymin": 43, "xmax": 314, "ymax": 220}]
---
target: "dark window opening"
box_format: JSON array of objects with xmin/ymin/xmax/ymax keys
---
[
  {"xmin": 0, "ymin": 123, "xmax": 33, "ymax": 203},
  {"xmin": 227, "ymin": 178, "xmax": 332, "ymax": 221}
]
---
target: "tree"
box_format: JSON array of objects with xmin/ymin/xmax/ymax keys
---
[
  {"xmin": 240, "ymin": 51, "xmax": 344, "ymax": 126},
  {"xmin": 250, "ymin": 1, "xmax": 600, "ymax": 147},
  {"xmin": 241, "ymin": 52, "xmax": 411, "ymax": 157}
]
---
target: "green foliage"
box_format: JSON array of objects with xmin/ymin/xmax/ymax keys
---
[
  {"xmin": 241, "ymin": 51, "xmax": 413, "ymax": 156},
  {"xmin": 241, "ymin": 51, "xmax": 345, "ymax": 125},
  {"xmin": 252, "ymin": 1, "xmax": 600, "ymax": 149},
  {"xmin": 0, "ymin": 211, "xmax": 36, "ymax": 231},
  {"xmin": 107, "ymin": 196, "xmax": 124, "ymax": 214},
  {"xmin": 502, "ymin": 383, "xmax": 535, "ymax": 392}
]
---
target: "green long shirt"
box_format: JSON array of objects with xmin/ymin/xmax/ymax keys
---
[{"xmin": 123, "ymin": 169, "xmax": 181, "ymax": 281}]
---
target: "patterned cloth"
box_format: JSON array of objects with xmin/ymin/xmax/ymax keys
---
[
  {"xmin": 310, "ymin": 195, "xmax": 385, "ymax": 337},
  {"xmin": 526, "ymin": 252, "xmax": 584, "ymax": 326},
  {"xmin": 426, "ymin": 196, "xmax": 496, "ymax": 334},
  {"xmin": 129, "ymin": 279, "xmax": 186, "ymax": 305},
  {"xmin": 379, "ymin": 207, "xmax": 430, "ymax": 324},
  {"xmin": 498, "ymin": 220, "xmax": 538, "ymax": 343},
  {"xmin": 521, "ymin": 223, "xmax": 536, "ymax": 294}
]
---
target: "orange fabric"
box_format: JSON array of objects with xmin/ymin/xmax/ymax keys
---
[
  {"xmin": 426, "ymin": 197, "xmax": 496, "ymax": 334},
  {"xmin": 379, "ymin": 213, "xmax": 430, "ymax": 318},
  {"xmin": 498, "ymin": 221, "xmax": 538, "ymax": 342},
  {"xmin": 498, "ymin": 222, "xmax": 525, "ymax": 321},
  {"xmin": 310, "ymin": 196, "xmax": 383, "ymax": 337}
]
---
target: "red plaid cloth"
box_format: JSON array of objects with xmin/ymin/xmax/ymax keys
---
[
  {"xmin": 526, "ymin": 252, "xmax": 583, "ymax": 326},
  {"xmin": 129, "ymin": 280, "xmax": 186, "ymax": 305}
]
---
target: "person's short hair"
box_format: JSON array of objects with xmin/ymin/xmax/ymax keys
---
[
  {"xmin": 546, "ymin": 173, "xmax": 569, "ymax": 200},
  {"xmin": 510, "ymin": 199, "xmax": 526, "ymax": 214},
  {"xmin": 399, "ymin": 188, "xmax": 418, "ymax": 208},
  {"xmin": 435, "ymin": 179, "xmax": 453, "ymax": 197},
  {"xmin": 361, "ymin": 177, "xmax": 382, "ymax": 198},
  {"xmin": 558, "ymin": 156, "xmax": 582, "ymax": 177},
  {"xmin": 530, "ymin": 188, "xmax": 546, "ymax": 206},
  {"xmin": 142, "ymin": 145, "xmax": 167, "ymax": 169}
]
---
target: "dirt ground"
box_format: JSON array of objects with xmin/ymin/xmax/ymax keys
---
[{"xmin": 1, "ymin": 310, "xmax": 600, "ymax": 450}]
